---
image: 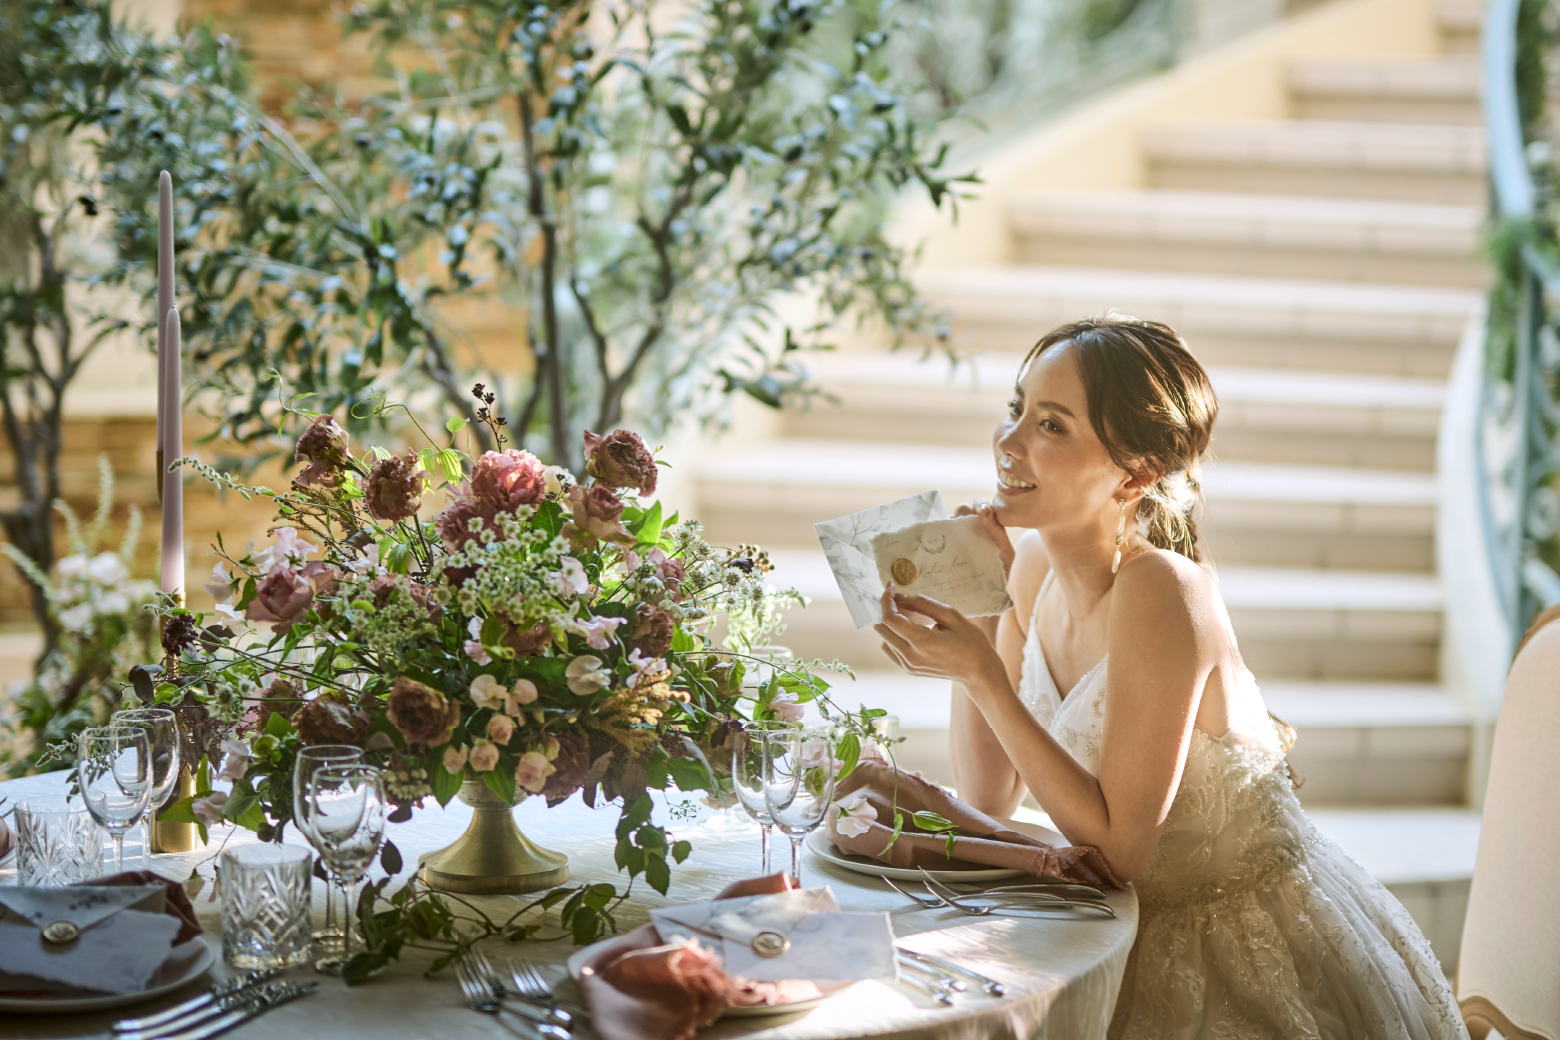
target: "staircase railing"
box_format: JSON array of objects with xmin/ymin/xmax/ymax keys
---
[{"xmin": 1479, "ymin": 0, "xmax": 1560, "ymax": 657}]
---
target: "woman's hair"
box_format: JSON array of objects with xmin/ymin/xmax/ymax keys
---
[{"xmin": 1023, "ymin": 313, "xmax": 1218, "ymax": 564}]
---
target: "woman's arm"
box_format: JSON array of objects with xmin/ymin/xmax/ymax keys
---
[{"xmin": 878, "ymin": 550, "xmax": 1214, "ymax": 880}]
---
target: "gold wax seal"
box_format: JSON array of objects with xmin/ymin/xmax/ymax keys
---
[
  {"xmin": 891, "ymin": 558, "xmax": 917, "ymax": 585},
  {"xmin": 751, "ymin": 930, "xmax": 790, "ymax": 958},
  {"xmin": 41, "ymin": 920, "xmax": 80, "ymax": 944}
]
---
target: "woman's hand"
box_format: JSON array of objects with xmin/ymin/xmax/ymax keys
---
[
  {"xmin": 953, "ymin": 499, "xmax": 1015, "ymax": 581},
  {"xmin": 874, "ymin": 584, "xmax": 1006, "ymax": 690}
]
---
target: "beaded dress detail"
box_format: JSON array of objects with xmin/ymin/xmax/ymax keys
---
[{"xmin": 1018, "ymin": 611, "xmax": 1469, "ymax": 1039}]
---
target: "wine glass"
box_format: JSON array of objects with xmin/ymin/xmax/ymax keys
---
[
  {"xmin": 77, "ymin": 725, "xmax": 152, "ymax": 874},
  {"xmin": 111, "ymin": 707, "xmax": 180, "ymax": 869},
  {"xmin": 762, "ymin": 726, "xmax": 839, "ymax": 886},
  {"xmin": 305, "ymin": 764, "xmax": 385, "ymax": 976},
  {"xmin": 730, "ymin": 721, "xmax": 797, "ymax": 876},
  {"xmin": 293, "ymin": 745, "xmax": 364, "ymax": 952}
]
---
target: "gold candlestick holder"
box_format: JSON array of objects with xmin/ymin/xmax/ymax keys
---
[{"xmin": 150, "ymin": 766, "xmax": 196, "ymax": 853}]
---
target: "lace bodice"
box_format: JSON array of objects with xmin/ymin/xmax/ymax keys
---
[{"xmin": 1015, "ymin": 602, "xmax": 1467, "ymax": 1039}]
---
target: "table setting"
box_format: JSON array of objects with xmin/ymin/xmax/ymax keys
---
[{"xmin": 0, "ymin": 176, "xmax": 1136, "ymax": 1039}]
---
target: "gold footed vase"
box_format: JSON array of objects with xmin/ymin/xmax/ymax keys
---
[{"xmin": 417, "ymin": 780, "xmax": 569, "ymax": 895}]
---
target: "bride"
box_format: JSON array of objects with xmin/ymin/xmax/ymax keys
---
[{"xmin": 873, "ymin": 314, "xmax": 1469, "ymax": 1040}]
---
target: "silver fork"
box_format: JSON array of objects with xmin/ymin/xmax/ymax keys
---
[
  {"xmin": 510, "ymin": 958, "xmax": 590, "ymax": 1020},
  {"xmin": 919, "ymin": 870, "xmax": 1116, "ymax": 919},
  {"xmin": 881, "ymin": 875, "xmax": 951, "ymax": 910},
  {"xmin": 469, "ymin": 948, "xmax": 573, "ymax": 1028},
  {"xmin": 456, "ymin": 956, "xmax": 571, "ymax": 1039}
]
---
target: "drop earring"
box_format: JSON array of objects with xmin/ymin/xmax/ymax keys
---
[{"xmin": 1111, "ymin": 499, "xmax": 1127, "ymax": 574}]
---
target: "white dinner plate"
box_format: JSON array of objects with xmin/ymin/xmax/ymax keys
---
[
  {"xmin": 0, "ymin": 938, "xmax": 214, "ymax": 1014},
  {"xmin": 566, "ymin": 938, "xmax": 853, "ymax": 1018},
  {"xmin": 804, "ymin": 815, "xmax": 1069, "ymax": 883}
]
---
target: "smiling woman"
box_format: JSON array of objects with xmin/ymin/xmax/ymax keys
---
[{"xmin": 872, "ymin": 313, "xmax": 1470, "ymax": 1039}]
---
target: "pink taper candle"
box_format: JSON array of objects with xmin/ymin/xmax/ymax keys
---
[{"xmin": 161, "ymin": 307, "xmax": 184, "ymax": 601}]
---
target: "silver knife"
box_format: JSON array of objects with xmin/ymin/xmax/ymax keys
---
[
  {"xmin": 898, "ymin": 948, "xmax": 1006, "ymax": 996},
  {"xmin": 113, "ymin": 970, "xmax": 282, "ymax": 1033},
  {"xmin": 148, "ymin": 981, "xmax": 318, "ymax": 1040},
  {"xmin": 115, "ymin": 982, "xmax": 313, "ymax": 1040}
]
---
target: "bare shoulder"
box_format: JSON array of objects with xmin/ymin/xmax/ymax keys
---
[
  {"xmin": 1110, "ymin": 549, "xmax": 1220, "ymax": 637},
  {"xmin": 1007, "ymin": 530, "xmax": 1049, "ymax": 635}
]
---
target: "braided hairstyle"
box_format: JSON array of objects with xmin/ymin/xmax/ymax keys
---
[
  {"xmin": 1024, "ymin": 313, "xmax": 1216, "ymax": 564},
  {"xmin": 1026, "ymin": 314, "xmax": 1304, "ymax": 785}
]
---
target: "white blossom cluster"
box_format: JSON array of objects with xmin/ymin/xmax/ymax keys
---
[{"xmin": 435, "ymin": 510, "xmax": 581, "ymax": 631}]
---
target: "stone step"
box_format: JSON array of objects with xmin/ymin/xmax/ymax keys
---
[
  {"xmin": 697, "ymin": 439, "xmax": 1438, "ymax": 570},
  {"xmin": 1288, "ymin": 56, "xmax": 1482, "ymax": 126},
  {"xmin": 785, "ymin": 354, "xmax": 1445, "ymax": 470},
  {"xmin": 756, "ymin": 547, "xmax": 1440, "ymax": 680},
  {"xmin": 1143, "ymin": 119, "xmax": 1487, "ymax": 204},
  {"xmin": 914, "ymin": 265, "xmax": 1477, "ymax": 377},
  {"xmin": 1436, "ymin": 0, "xmax": 1483, "ymax": 54},
  {"xmin": 1008, "ymin": 190, "xmax": 1484, "ymax": 287}
]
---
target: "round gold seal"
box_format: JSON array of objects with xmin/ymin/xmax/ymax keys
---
[
  {"xmin": 41, "ymin": 920, "xmax": 80, "ymax": 944},
  {"xmin": 750, "ymin": 930, "xmax": 790, "ymax": 958},
  {"xmin": 891, "ymin": 558, "xmax": 917, "ymax": 585}
]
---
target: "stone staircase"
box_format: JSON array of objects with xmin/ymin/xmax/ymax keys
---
[{"xmin": 691, "ymin": 0, "xmax": 1487, "ymax": 967}]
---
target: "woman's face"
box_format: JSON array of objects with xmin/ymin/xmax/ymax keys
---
[{"xmin": 991, "ymin": 342, "xmax": 1131, "ymax": 532}]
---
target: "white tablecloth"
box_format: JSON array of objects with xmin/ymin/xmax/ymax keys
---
[{"xmin": 0, "ymin": 769, "xmax": 1137, "ymax": 1040}]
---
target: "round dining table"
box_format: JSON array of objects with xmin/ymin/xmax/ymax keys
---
[{"xmin": 0, "ymin": 768, "xmax": 1137, "ymax": 1040}]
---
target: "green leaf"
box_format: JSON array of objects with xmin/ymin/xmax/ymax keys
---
[
  {"xmin": 481, "ymin": 765, "xmax": 516, "ymax": 804},
  {"xmin": 435, "ymin": 448, "xmax": 464, "ymax": 484},
  {"xmin": 909, "ymin": 810, "xmax": 957, "ymax": 833},
  {"xmin": 834, "ymin": 732, "xmax": 861, "ymax": 783},
  {"xmin": 157, "ymin": 795, "xmax": 198, "ymax": 824},
  {"xmin": 645, "ymin": 853, "xmax": 670, "ymax": 895},
  {"xmin": 263, "ymin": 709, "xmax": 294, "ymax": 739},
  {"xmin": 445, "ymin": 417, "xmax": 469, "ymax": 434},
  {"xmin": 431, "ymin": 754, "xmax": 464, "ymax": 806},
  {"xmin": 880, "ymin": 810, "xmax": 906, "ymax": 855},
  {"xmin": 380, "ymin": 839, "xmax": 404, "ymax": 875},
  {"xmin": 636, "ymin": 499, "xmax": 663, "ymax": 547},
  {"xmin": 671, "ymin": 840, "xmax": 692, "ymax": 864}
]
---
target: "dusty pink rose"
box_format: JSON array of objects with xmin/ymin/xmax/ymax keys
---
[
  {"xmin": 563, "ymin": 485, "xmax": 634, "ymax": 549},
  {"xmin": 469, "ymin": 449, "xmax": 547, "ymax": 515},
  {"xmin": 506, "ymin": 679, "xmax": 538, "ymax": 714},
  {"xmin": 629, "ymin": 604, "xmax": 675, "ymax": 656},
  {"xmin": 387, "ymin": 676, "xmax": 460, "ymax": 746},
  {"xmin": 468, "ymin": 739, "xmax": 500, "ymax": 773},
  {"xmin": 246, "ymin": 567, "xmax": 315, "ymax": 632},
  {"xmin": 770, "ymin": 691, "xmax": 806, "ymax": 723},
  {"xmin": 647, "ymin": 549, "xmax": 687, "ymax": 597},
  {"xmin": 435, "ymin": 494, "xmax": 487, "ymax": 554},
  {"xmin": 584, "ymin": 428, "xmax": 658, "ymax": 496},
  {"xmin": 364, "ymin": 450, "xmax": 426, "ymax": 523},
  {"xmin": 515, "ymin": 751, "xmax": 556, "ymax": 794},
  {"xmin": 486, "ymin": 714, "xmax": 515, "ymax": 746},
  {"xmin": 294, "ymin": 415, "xmax": 350, "ymax": 487},
  {"xmin": 443, "ymin": 744, "xmax": 470, "ymax": 773},
  {"xmin": 191, "ymin": 792, "xmax": 229, "ymax": 829}
]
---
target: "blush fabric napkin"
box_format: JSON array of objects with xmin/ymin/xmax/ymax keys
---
[
  {"xmin": 825, "ymin": 761, "xmax": 1123, "ymax": 888},
  {"xmin": 0, "ymin": 814, "xmax": 12, "ymax": 861},
  {"xmin": 581, "ymin": 873, "xmax": 867, "ymax": 1040}
]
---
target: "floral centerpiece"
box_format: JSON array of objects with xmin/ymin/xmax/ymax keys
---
[{"xmin": 144, "ymin": 390, "xmax": 893, "ymax": 977}]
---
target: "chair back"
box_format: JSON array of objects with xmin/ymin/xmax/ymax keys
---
[{"xmin": 1458, "ymin": 620, "xmax": 1560, "ymax": 1040}]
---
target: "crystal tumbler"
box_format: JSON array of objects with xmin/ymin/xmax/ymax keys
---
[
  {"xmin": 15, "ymin": 797, "xmax": 105, "ymax": 886},
  {"xmin": 220, "ymin": 843, "xmax": 314, "ymax": 969}
]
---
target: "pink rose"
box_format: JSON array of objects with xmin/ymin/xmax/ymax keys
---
[
  {"xmin": 435, "ymin": 494, "xmax": 487, "ymax": 554},
  {"xmin": 770, "ymin": 691, "xmax": 806, "ymax": 723},
  {"xmin": 469, "ymin": 739, "xmax": 500, "ymax": 773},
  {"xmin": 570, "ymin": 615, "xmax": 626, "ymax": 651},
  {"xmin": 583, "ymin": 428, "xmax": 658, "ymax": 496},
  {"xmin": 294, "ymin": 415, "xmax": 350, "ymax": 488},
  {"xmin": 245, "ymin": 567, "xmax": 315, "ymax": 633},
  {"xmin": 443, "ymin": 744, "xmax": 470, "ymax": 773},
  {"xmin": 191, "ymin": 791, "xmax": 229, "ymax": 829},
  {"xmin": 647, "ymin": 549, "xmax": 687, "ymax": 597},
  {"xmin": 487, "ymin": 714, "xmax": 515, "ymax": 746},
  {"xmin": 563, "ymin": 485, "xmax": 634, "ymax": 549},
  {"xmin": 469, "ymin": 449, "xmax": 547, "ymax": 515},
  {"xmin": 364, "ymin": 450, "xmax": 426, "ymax": 523},
  {"xmin": 515, "ymin": 750, "xmax": 556, "ymax": 794}
]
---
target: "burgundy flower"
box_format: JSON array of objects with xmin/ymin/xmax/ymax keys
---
[
  {"xmin": 291, "ymin": 696, "xmax": 369, "ymax": 747},
  {"xmin": 386, "ymin": 676, "xmax": 460, "ymax": 747},
  {"xmin": 160, "ymin": 613, "xmax": 199, "ymax": 659},
  {"xmin": 246, "ymin": 567, "xmax": 315, "ymax": 633},
  {"xmin": 294, "ymin": 416, "xmax": 350, "ymax": 488},
  {"xmin": 364, "ymin": 451, "xmax": 426, "ymax": 523},
  {"xmin": 434, "ymin": 494, "xmax": 486, "ymax": 555},
  {"xmin": 629, "ymin": 604, "xmax": 675, "ymax": 657},
  {"xmin": 541, "ymin": 731, "xmax": 592, "ymax": 804},
  {"xmin": 584, "ymin": 429, "xmax": 658, "ymax": 496},
  {"xmin": 469, "ymin": 449, "xmax": 547, "ymax": 514},
  {"xmin": 502, "ymin": 621, "xmax": 552, "ymax": 658},
  {"xmin": 563, "ymin": 485, "xmax": 634, "ymax": 550}
]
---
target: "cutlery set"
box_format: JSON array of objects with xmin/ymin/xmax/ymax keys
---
[
  {"xmin": 112, "ymin": 972, "xmax": 316, "ymax": 1040},
  {"xmin": 884, "ymin": 869, "xmax": 1116, "ymax": 919},
  {"xmin": 455, "ymin": 950, "xmax": 582, "ymax": 1038}
]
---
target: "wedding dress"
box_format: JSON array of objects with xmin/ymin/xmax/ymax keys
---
[{"xmin": 1017, "ymin": 583, "xmax": 1470, "ymax": 1040}]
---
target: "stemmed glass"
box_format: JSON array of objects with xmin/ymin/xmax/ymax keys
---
[
  {"xmin": 293, "ymin": 745, "xmax": 364, "ymax": 952},
  {"xmin": 110, "ymin": 707, "xmax": 180, "ymax": 869},
  {"xmin": 77, "ymin": 725, "xmax": 152, "ymax": 874},
  {"xmin": 731, "ymin": 721, "xmax": 798, "ymax": 876},
  {"xmin": 762, "ymin": 726, "xmax": 839, "ymax": 886},
  {"xmin": 305, "ymin": 764, "xmax": 385, "ymax": 976}
]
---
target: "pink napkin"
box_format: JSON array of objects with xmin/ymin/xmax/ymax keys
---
[
  {"xmin": 579, "ymin": 873, "xmax": 821, "ymax": 1040},
  {"xmin": 826, "ymin": 761, "xmax": 1123, "ymax": 889},
  {"xmin": 0, "ymin": 815, "xmax": 10, "ymax": 862},
  {"xmin": 76, "ymin": 871, "xmax": 204, "ymax": 944}
]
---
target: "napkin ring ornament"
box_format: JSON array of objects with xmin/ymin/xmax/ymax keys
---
[
  {"xmin": 751, "ymin": 930, "xmax": 790, "ymax": 958},
  {"xmin": 41, "ymin": 920, "xmax": 80, "ymax": 944}
]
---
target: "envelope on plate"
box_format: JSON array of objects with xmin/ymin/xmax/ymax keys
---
[
  {"xmin": 649, "ymin": 887, "xmax": 895, "ymax": 982},
  {"xmin": 0, "ymin": 884, "xmax": 183, "ymax": 994}
]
